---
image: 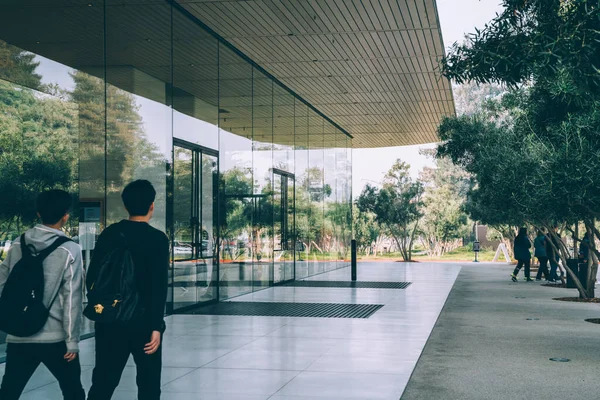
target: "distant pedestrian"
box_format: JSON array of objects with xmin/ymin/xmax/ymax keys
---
[
  {"xmin": 534, "ymin": 230, "xmax": 550, "ymax": 281},
  {"xmin": 86, "ymin": 180, "xmax": 168, "ymax": 400},
  {"xmin": 511, "ymin": 227, "xmax": 533, "ymax": 282},
  {"xmin": 0, "ymin": 190, "xmax": 85, "ymax": 400}
]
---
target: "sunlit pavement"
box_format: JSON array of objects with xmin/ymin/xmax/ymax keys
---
[{"xmin": 3, "ymin": 262, "xmax": 460, "ymax": 400}]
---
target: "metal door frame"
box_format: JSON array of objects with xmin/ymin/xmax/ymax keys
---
[
  {"xmin": 272, "ymin": 169, "xmax": 296, "ymax": 285},
  {"xmin": 171, "ymin": 138, "xmax": 220, "ymax": 313}
]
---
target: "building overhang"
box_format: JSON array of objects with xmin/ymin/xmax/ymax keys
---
[{"xmin": 176, "ymin": 0, "xmax": 455, "ymax": 148}]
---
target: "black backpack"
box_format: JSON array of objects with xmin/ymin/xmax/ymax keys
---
[
  {"xmin": 84, "ymin": 232, "xmax": 140, "ymax": 323},
  {"xmin": 0, "ymin": 234, "xmax": 72, "ymax": 337}
]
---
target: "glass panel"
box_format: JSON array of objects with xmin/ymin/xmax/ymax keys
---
[
  {"xmin": 273, "ymin": 172, "xmax": 294, "ymax": 283},
  {"xmin": 173, "ymin": 8, "xmax": 219, "ymax": 149},
  {"xmin": 173, "ymin": 147, "xmax": 194, "ymax": 261},
  {"xmin": 336, "ymin": 131, "xmax": 351, "ymax": 268},
  {"xmin": 219, "ymin": 44, "xmax": 253, "ymax": 299},
  {"xmin": 294, "ymin": 102, "xmax": 309, "ymax": 279},
  {"xmin": 286, "ymin": 175, "xmax": 296, "ymax": 281},
  {"xmin": 0, "ymin": 1, "xmax": 106, "ymax": 358},
  {"xmin": 273, "ymin": 85, "xmax": 295, "ymax": 173},
  {"xmin": 308, "ymin": 111, "xmax": 324, "ymax": 276},
  {"xmin": 253, "ymin": 69, "xmax": 273, "ymax": 291},
  {"xmin": 105, "ymin": 3, "xmax": 172, "ymax": 233},
  {"xmin": 199, "ymin": 153, "xmax": 218, "ymax": 302},
  {"xmin": 172, "ymin": 146, "xmax": 196, "ymax": 309},
  {"xmin": 346, "ymin": 137, "xmax": 353, "ymax": 267},
  {"xmin": 273, "ymin": 173, "xmax": 283, "ymax": 284},
  {"xmin": 324, "ymin": 123, "xmax": 337, "ymax": 272}
]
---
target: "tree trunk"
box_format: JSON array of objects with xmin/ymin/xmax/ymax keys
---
[
  {"xmin": 547, "ymin": 230, "xmax": 588, "ymax": 298},
  {"xmin": 587, "ymin": 251, "xmax": 597, "ymax": 298}
]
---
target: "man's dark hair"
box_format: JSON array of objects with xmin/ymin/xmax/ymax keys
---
[
  {"xmin": 121, "ymin": 180, "xmax": 156, "ymax": 217},
  {"xmin": 36, "ymin": 190, "xmax": 72, "ymax": 225}
]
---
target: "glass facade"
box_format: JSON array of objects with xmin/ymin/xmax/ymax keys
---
[{"xmin": 0, "ymin": 0, "xmax": 352, "ymax": 357}]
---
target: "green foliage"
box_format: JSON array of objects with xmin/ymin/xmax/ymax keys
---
[
  {"xmin": 357, "ymin": 160, "xmax": 423, "ymax": 261},
  {"xmin": 439, "ymin": 0, "xmax": 600, "ymax": 297},
  {"xmin": 352, "ymin": 205, "xmax": 380, "ymax": 254},
  {"xmin": 0, "ymin": 79, "xmax": 78, "ymax": 238},
  {"xmin": 419, "ymin": 155, "xmax": 472, "ymax": 257},
  {"xmin": 0, "ymin": 41, "xmax": 41, "ymax": 91}
]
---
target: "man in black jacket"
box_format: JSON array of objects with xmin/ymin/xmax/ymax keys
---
[{"xmin": 87, "ymin": 180, "xmax": 169, "ymax": 400}]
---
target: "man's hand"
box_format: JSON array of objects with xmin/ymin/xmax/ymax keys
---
[
  {"xmin": 64, "ymin": 352, "xmax": 77, "ymax": 362},
  {"xmin": 144, "ymin": 330, "xmax": 161, "ymax": 355}
]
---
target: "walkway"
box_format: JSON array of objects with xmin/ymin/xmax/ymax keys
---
[
  {"xmin": 2, "ymin": 262, "xmax": 460, "ymax": 400},
  {"xmin": 402, "ymin": 263, "xmax": 600, "ymax": 400}
]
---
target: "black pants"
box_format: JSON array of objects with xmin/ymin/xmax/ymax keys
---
[
  {"xmin": 87, "ymin": 324, "xmax": 162, "ymax": 400},
  {"xmin": 513, "ymin": 259, "xmax": 531, "ymax": 278},
  {"xmin": 0, "ymin": 342, "xmax": 85, "ymax": 400},
  {"xmin": 536, "ymin": 256, "xmax": 550, "ymax": 280}
]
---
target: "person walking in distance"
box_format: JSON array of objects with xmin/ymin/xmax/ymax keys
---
[
  {"xmin": 0, "ymin": 190, "xmax": 85, "ymax": 400},
  {"xmin": 534, "ymin": 230, "xmax": 550, "ymax": 281},
  {"xmin": 511, "ymin": 227, "xmax": 534, "ymax": 282},
  {"xmin": 86, "ymin": 180, "xmax": 169, "ymax": 400}
]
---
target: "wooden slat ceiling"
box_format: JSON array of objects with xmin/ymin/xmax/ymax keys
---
[{"xmin": 178, "ymin": 0, "xmax": 454, "ymax": 148}]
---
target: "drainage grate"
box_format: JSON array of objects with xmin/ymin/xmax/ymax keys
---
[
  {"xmin": 284, "ymin": 281, "xmax": 412, "ymax": 289},
  {"xmin": 182, "ymin": 301, "xmax": 384, "ymax": 319}
]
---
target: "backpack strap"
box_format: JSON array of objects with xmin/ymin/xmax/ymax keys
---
[
  {"xmin": 36, "ymin": 236, "xmax": 73, "ymax": 262},
  {"xmin": 19, "ymin": 234, "xmax": 31, "ymax": 257}
]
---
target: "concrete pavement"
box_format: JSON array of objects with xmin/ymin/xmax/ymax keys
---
[{"xmin": 402, "ymin": 263, "xmax": 600, "ymax": 400}]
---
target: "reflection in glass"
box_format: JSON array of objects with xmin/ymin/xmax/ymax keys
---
[
  {"xmin": 219, "ymin": 44, "xmax": 254, "ymax": 299},
  {"xmin": 0, "ymin": 0, "xmax": 354, "ymax": 359}
]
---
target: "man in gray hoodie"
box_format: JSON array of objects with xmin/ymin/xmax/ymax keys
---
[{"xmin": 0, "ymin": 189, "xmax": 85, "ymax": 400}]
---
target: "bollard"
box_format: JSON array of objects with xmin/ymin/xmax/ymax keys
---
[{"xmin": 351, "ymin": 239, "xmax": 357, "ymax": 281}]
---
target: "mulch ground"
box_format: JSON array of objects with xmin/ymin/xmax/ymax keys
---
[{"xmin": 553, "ymin": 297, "xmax": 600, "ymax": 303}]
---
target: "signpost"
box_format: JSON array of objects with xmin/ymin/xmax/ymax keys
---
[
  {"xmin": 79, "ymin": 222, "xmax": 97, "ymax": 269},
  {"xmin": 473, "ymin": 240, "xmax": 480, "ymax": 263}
]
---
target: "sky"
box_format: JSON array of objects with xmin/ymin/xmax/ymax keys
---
[{"xmin": 351, "ymin": 0, "xmax": 505, "ymax": 197}]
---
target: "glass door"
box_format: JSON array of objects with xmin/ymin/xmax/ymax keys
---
[
  {"xmin": 273, "ymin": 170, "xmax": 295, "ymax": 284},
  {"xmin": 172, "ymin": 140, "xmax": 218, "ymax": 310}
]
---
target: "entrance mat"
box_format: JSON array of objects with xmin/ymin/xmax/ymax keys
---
[
  {"xmin": 284, "ymin": 281, "xmax": 412, "ymax": 289},
  {"xmin": 182, "ymin": 301, "xmax": 384, "ymax": 318}
]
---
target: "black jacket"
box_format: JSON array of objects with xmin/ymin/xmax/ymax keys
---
[{"xmin": 86, "ymin": 220, "xmax": 169, "ymax": 332}]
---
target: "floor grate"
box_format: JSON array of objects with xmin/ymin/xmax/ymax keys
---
[
  {"xmin": 181, "ymin": 301, "xmax": 384, "ymax": 319},
  {"xmin": 283, "ymin": 281, "xmax": 412, "ymax": 289}
]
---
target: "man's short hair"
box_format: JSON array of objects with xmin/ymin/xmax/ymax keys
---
[
  {"xmin": 36, "ymin": 190, "xmax": 72, "ymax": 225},
  {"xmin": 121, "ymin": 180, "xmax": 156, "ymax": 217}
]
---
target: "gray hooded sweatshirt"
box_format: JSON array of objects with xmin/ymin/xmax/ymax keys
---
[{"xmin": 0, "ymin": 225, "xmax": 84, "ymax": 353}]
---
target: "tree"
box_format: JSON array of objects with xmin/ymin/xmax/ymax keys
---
[
  {"xmin": 0, "ymin": 41, "xmax": 41, "ymax": 91},
  {"xmin": 357, "ymin": 160, "xmax": 423, "ymax": 261},
  {"xmin": 0, "ymin": 77, "xmax": 78, "ymax": 242},
  {"xmin": 352, "ymin": 205, "xmax": 380, "ymax": 256},
  {"xmin": 419, "ymin": 155, "xmax": 472, "ymax": 257},
  {"xmin": 439, "ymin": 0, "xmax": 600, "ymax": 298}
]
